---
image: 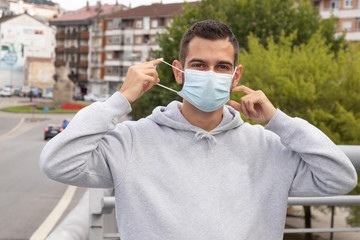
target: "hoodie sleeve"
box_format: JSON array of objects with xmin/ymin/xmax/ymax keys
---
[
  {"xmin": 265, "ymin": 109, "xmax": 357, "ymax": 197},
  {"xmin": 39, "ymin": 92, "xmax": 132, "ymax": 188}
]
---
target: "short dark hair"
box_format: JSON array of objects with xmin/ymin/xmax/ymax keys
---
[{"xmin": 179, "ymin": 20, "xmax": 239, "ymax": 68}]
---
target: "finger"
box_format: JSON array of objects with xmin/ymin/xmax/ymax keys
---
[
  {"xmin": 227, "ymin": 100, "xmax": 241, "ymax": 111},
  {"xmin": 232, "ymin": 85, "xmax": 254, "ymax": 95},
  {"xmin": 229, "ymin": 99, "xmax": 250, "ymax": 119},
  {"xmin": 142, "ymin": 68, "xmax": 159, "ymax": 80},
  {"xmin": 150, "ymin": 58, "xmax": 163, "ymax": 67}
]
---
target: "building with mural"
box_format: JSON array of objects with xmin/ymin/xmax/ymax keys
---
[{"xmin": 0, "ymin": 13, "xmax": 55, "ymax": 89}]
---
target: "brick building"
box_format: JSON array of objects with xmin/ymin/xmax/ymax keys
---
[
  {"xmin": 50, "ymin": 1, "xmax": 126, "ymax": 96},
  {"xmin": 88, "ymin": 3, "xmax": 184, "ymax": 95},
  {"xmin": 313, "ymin": 0, "xmax": 360, "ymax": 41}
]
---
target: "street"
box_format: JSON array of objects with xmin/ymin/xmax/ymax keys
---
[{"xmin": 0, "ymin": 97, "xmax": 85, "ymax": 240}]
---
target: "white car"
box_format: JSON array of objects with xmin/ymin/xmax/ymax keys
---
[
  {"xmin": 0, "ymin": 88, "xmax": 12, "ymax": 97},
  {"xmin": 84, "ymin": 93, "xmax": 110, "ymax": 102},
  {"xmin": 84, "ymin": 93, "xmax": 96, "ymax": 102},
  {"xmin": 94, "ymin": 94, "xmax": 110, "ymax": 102}
]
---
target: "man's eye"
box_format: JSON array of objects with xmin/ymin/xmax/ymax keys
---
[{"xmin": 218, "ymin": 65, "xmax": 230, "ymax": 70}]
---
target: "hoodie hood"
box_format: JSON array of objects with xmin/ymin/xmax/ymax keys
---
[{"xmin": 147, "ymin": 101, "xmax": 244, "ymax": 152}]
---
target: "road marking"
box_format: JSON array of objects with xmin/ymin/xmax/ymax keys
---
[
  {"xmin": 29, "ymin": 185, "xmax": 77, "ymax": 240},
  {"xmin": 0, "ymin": 117, "xmax": 24, "ymax": 141}
]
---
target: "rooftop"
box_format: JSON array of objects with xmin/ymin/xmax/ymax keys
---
[
  {"xmin": 51, "ymin": 4, "xmax": 119, "ymax": 23},
  {"xmin": 103, "ymin": 3, "xmax": 186, "ymax": 19}
]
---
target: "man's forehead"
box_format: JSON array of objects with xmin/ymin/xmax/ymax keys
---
[{"xmin": 186, "ymin": 37, "xmax": 234, "ymax": 58}]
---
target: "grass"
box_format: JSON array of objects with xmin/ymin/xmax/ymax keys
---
[{"xmin": 1, "ymin": 105, "xmax": 84, "ymax": 113}]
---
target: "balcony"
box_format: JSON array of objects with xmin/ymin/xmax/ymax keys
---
[
  {"xmin": 65, "ymin": 46, "xmax": 78, "ymax": 54},
  {"xmin": 55, "ymin": 46, "xmax": 65, "ymax": 53},
  {"xmin": 69, "ymin": 61, "xmax": 77, "ymax": 68},
  {"xmin": 56, "ymin": 31, "xmax": 65, "ymax": 39},
  {"xmin": 54, "ymin": 59, "xmax": 65, "ymax": 67},
  {"xmin": 78, "ymin": 60, "xmax": 88, "ymax": 68},
  {"xmin": 79, "ymin": 46, "xmax": 89, "ymax": 54},
  {"xmin": 80, "ymin": 31, "xmax": 89, "ymax": 40},
  {"xmin": 78, "ymin": 74, "xmax": 88, "ymax": 82},
  {"xmin": 65, "ymin": 33, "xmax": 79, "ymax": 39}
]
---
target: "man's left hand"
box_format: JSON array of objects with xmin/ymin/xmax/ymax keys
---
[{"xmin": 228, "ymin": 85, "xmax": 276, "ymax": 125}]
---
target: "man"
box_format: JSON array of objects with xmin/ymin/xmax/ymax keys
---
[{"xmin": 40, "ymin": 20, "xmax": 357, "ymax": 239}]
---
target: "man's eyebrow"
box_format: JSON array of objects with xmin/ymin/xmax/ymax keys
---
[
  {"xmin": 187, "ymin": 58, "xmax": 207, "ymax": 64},
  {"xmin": 217, "ymin": 61, "xmax": 233, "ymax": 68}
]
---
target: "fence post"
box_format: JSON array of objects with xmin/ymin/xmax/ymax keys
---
[{"xmin": 89, "ymin": 189, "xmax": 113, "ymax": 240}]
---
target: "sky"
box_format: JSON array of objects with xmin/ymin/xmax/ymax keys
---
[{"xmin": 51, "ymin": 0, "xmax": 199, "ymax": 11}]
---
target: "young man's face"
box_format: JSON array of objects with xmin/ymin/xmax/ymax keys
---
[
  {"xmin": 173, "ymin": 36, "xmax": 241, "ymax": 88},
  {"xmin": 184, "ymin": 36, "xmax": 236, "ymax": 74}
]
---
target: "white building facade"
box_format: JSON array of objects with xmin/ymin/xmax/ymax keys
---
[
  {"xmin": 314, "ymin": 0, "xmax": 360, "ymax": 41},
  {"xmin": 0, "ymin": 14, "xmax": 55, "ymax": 89}
]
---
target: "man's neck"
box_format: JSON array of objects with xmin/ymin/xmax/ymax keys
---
[{"xmin": 180, "ymin": 101, "xmax": 223, "ymax": 132}]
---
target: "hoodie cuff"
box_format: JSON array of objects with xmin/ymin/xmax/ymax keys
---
[
  {"xmin": 265, "ymin": 109, "xmax": 294, "ymax": 144},
  {"xmin": 105, "ymin": 92, "xmax": 132, "ymax": 120}
]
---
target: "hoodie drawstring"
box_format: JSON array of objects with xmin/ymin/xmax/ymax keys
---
[{"xmin": 195, "ymin": 131, "xmax": 218, "ymax": 153}]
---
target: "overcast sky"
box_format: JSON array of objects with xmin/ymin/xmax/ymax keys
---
[{"xmin": 51, "ymin": 0, "xmax": 198, "ymax": 11}]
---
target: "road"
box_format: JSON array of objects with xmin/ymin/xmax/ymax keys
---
[{"xmin": 0, "ymin": 97, "xmax": 86, "ymax": 240}]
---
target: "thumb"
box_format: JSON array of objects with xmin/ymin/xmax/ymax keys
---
[{"xmin": 227, "ymin": 100, "xmax": 241, "ymax": 111}]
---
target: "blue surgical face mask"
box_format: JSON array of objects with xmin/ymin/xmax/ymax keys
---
[{"xmin": 157, "ymin": 60, "xmax": 236, "ymax": 112}]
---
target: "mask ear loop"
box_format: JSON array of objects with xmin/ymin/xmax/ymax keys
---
[
  {"xmin": 231, "ymin": 66, "xmax": 237, "ymax": 79},
  {"xmin": 155, "ymin": 59, "xmax": 184, "ymax": 93}
]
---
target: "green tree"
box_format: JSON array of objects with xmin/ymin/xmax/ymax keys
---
[
  {"xmin": 131, "ymin": 0, "xmax": 344, "ymax": 119},
  {"xmin": 236, "ymin": 33, "xmax": 360, "ymax": 229}
]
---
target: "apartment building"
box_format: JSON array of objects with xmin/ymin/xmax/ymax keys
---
[
  {"xmin": 50, "ymin": 1, "xmax": 126, "ymax": 96},
  {"xmin": 88, "ymin": 3, "xmax": 184, "ymax": 95},
  {"xmin": 313, "ymin": 0, "xmax": 360, "ymax": 41}
]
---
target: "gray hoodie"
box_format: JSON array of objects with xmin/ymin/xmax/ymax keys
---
[{"xmin": 40, "ymin": 92, "xmax": 357, "ymax": 240}]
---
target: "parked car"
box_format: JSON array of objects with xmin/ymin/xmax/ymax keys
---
[
  {"xmin": 95, "ymin": 94, "xmax": 110, "ymax": 102},
  {"xmin": 84, "ymin": 93, "xmax": 110, "ymax": 102},
  {"xmin": 42, "ymin": 91, "xmax": 53, "ymax": 99},
  {"xmin": 84, "ymin": 93, "xmax": 96, "ymax": 102},
  {"xmin": 73, "ymin": 92, "xmax": 84, "ymax": 101},
  {"xmin": 60, "ymin": 119, "xmax": 70, "ymax": 129},
  {"xmin": 44, "ymin": 124, "xmax": 63, "ymax": 140},
  {"xmin": 0, "ymin": 88, "xmax": 12, "ymax": 97}
]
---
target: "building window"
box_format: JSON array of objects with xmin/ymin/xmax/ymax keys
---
[
  {"xmin": 106, "ymin": 52, "xmax": 112, "ymax": 60},
  {"xmin": 355, "ymin": 18, "xmax": 360, "ymax": 31},
  {"xmin": 150, "ymin": 36, "xmax": 157, "ymax": 45},
  {"xmin": 342, "ymin": 21, "xmax": 352, "ymax": 31},
  {"xmin": 151, "ymin": 19, "xmax": 158, "ymax": 28},
  {"xmin": 143, "ymin": 17, "xmax": 150, "ymax": 30},
  {"xmin": 331, "ymin": 0, "xmax": 340, "ymax": 10},
  {"xmin": 135, "ymin": 36, "xmax": 142, "ymax": 44},
  {"xmin": 343, "ymin": 0, "xmax": 353, "ymax": 8},
  {"xmin": 107, "ymin": 21, "xmax": 113, "ymax": 29},
  {"xmin": 125, "ymin": 36, "xmax": 132, "ymax": 45},
  {"xmin": 135, "ymin": 20, "xmax": 142, "ymax": 29}
]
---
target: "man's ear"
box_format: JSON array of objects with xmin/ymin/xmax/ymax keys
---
[
  {"xmin": 172, "ymin": 60, "xmax": 183, "ymax": 84},
  {"xmin": 232, "ymin": 64, "xmax": 243, "ymax": 88}
]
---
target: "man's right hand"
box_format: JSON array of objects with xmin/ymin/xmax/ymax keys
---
[{"xmin": 119, "ymin": 59, "xmax": 163, "ymax": 103}]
